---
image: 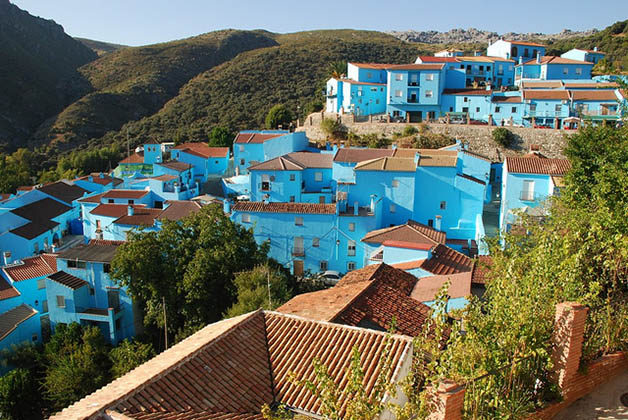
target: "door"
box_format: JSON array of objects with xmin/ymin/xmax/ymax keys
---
[
  {"xmin": 293, "ymin": 260, "xmax": 304, "ymax": 276},
  {"xmin": 408, "ymin": 111, "xmax": 422, "ymax": 123},
  {"xmin": 107, "ymin": 290, "xmax": 120, "ymax": 310},
  {"xmin": 319, "ymin": 196, "xmax": 326, "ymax": 204}
]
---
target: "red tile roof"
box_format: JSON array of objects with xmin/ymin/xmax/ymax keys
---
[
  {"xmin": 174, "ymin": 142, "xmax": 229, "ymax": 158},
  {"xmin": 336, "ymin": 263, "xmax": 418, "ymax": 294},
  {"xmin": 348, "ymin": 62, "xmax": 391, "ymax": 69},
  {"xmin": 3, "ymin": 254, "xmax": 57, "ymax": 282},
  {"xmin": 91, "ymin": 204, "xmax": 144, "ymax": 218},
  {"xmin": 410, "ymin": 272, "xmax": 472, "ymax": 302},
  {"xmin": 522, "ymin": 56, "xmax": 590, "ymax": 66},
  {"xmin": 75, "ymin": 173, "xmax": 123, "ymax": 186},
  {"xmin": 419, "ymin": 244, "xmax": 473, "ymax": 276},
  {"xmin": 522, "ymin": 90, "xmax": 570, "ymax": 101},
  {"xmin": 234, "ymin": 132, "xmax": 287, "ymax": 144},
  {"xmin": 232, "ymin": 201, "xmax": 336, "ymax": 215},
  {"xmin": 115, "ymin": 208, "xmax": 163, "ymax": 227},
  {"xmin": 339, "ymin": 78, "xmax": 386, "ymax": 86},
  {"xmin": 506, "ymin": 156, "xmax": 571, "ymax": 175},
  {"xmin": 563, "ymin": 82, "xmax": 618, "ymax": 89},
  {"xmin": 102, "ymin": 189, "xmax": 149, "ymax": 199},
  {"xmin": 362, "ymin": 220, "xmax": 446, "ymax": 247},
  {"xmin": 48, "ymin": 271, "xmax": 88, "ymax": 290},
  {"xmin": 0, "ymin": 277, "xmax": 19, "ymax": 301},
  {"xmin": 521, "ymin": 80, "xmax": 563, "ymax": 89},
  {"xmin": 51, "ymin": 310, "xmax": 412, "ymax": 420},
  {"xmin": 491, "ymin": 95, "xmax": 523, "ymax": 103},
  {"xmin": 119, "ymin": 152, "xmax": 145, "ymax": 164},
  {"xmin": 333, "ymin": 147, "xmax": 394, "ymax": 163},
  {"xmin": 157, "ymin": 161, "xmax": 194, "ymax": 172},
  {"xmin": 386, "ymin": 63, "xmax": 445, "ymax": 70},
  {"xmin": 248, "ymin": 152, "xmax": 333, "ymax": 171},
  {"xmin": 416, "ymin": 56, "xmax": 459, "ymax": 63},
  {"xmin": 472, "ymin": 256, "xmax": 493, "ymax": 286},
  {"xmin": 157, "ymin": 201, "xmax": 202, "ymax": 221},
  {"xmin": 569, "ymin": 90, "xmax": 619, "ymax": 101},
  {"xmin": 78, "ymin": 192, "xmax": 106, "ymax": 203},
  {"xmin": 505, "ymin": 40, "xmax": 546, "ymax": 47}
]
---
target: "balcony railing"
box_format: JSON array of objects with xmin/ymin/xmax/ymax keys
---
[
  {"xmin": 520, "ymin": 191, "xmax": 535, "ymax": 201},
  {"xmin": 527, "ymin": 110, "xmax": 562, "ymax": 118},
  {"xmin": 292, "ymin": 247, "xmax": 305, "ymax": 257}
]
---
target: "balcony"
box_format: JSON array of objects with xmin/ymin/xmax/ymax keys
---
[
  {"xmin": 526, "ymin": 110, "xmax": 561, "ymax": 118},
  {"xmin": 408, "ymin": 82, "xmax": 419, "ymax": 87},
  {"xmin": 292, "ymin": 247, "xmax": 305, "ymax": 257}
]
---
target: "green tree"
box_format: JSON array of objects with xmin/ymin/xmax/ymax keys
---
[
  {"xmin": 208, "ymin": 126, "xmax": 234, "ymax": 148},
  {"xmin": 226, "ymin": 264, "xmax": 292, "ymax": 317},
  {"xmin": 0, "ymin": 368, "xmax": 40, "ymax": 420},
  {"xmin": 327, "ymin": 61, "xmax": 347, "ymax": 79},
  {"xmin": 304, "ymin": 100, "xmax": 324, "ymax": 116},
  {"xmin": 109, "ymin": 339, "xmax": 155, "ymax": 378},
  {"xmin": 111, "ymin": 205, "xmax": 270, "ymax": 345},
  {"xmin": 492, "ymin": 127, "xmax": 514, "ymax": 147},
  {"xmin": 265, "ymin": 104, "xmax": 293, "ymax": 129},
  {"xmin": 320, "ymin": 117, "xmax": 343, "ymax": 138}
]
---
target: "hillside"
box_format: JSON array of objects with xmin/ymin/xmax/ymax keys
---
[
  {"xmin": 75, "ymin": 37, "xmax": 128, "ymax": 56},
  {"xmin": 86, "ymin": 30, "xmax": 432, "ymax": 148},
  {"xmin": 0, "ymin": 0, "xmax": 97, "ymax": 151}
]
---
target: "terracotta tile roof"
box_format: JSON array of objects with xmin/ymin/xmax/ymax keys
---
[
  {"xmin": 115, "ymin": 208, "xmax": 163, "ymax": 226},
  {"xmin": 102, "ymin": 189, "xmax": 149, "ymax": 199},
  {"xmin": 570, "ymin": 90, "xmax": 620, "ymax": 101},
  {"xmin": 348, "ymin": 62, "xmax": 391, "ymax": 69},
  {"xmin": 492, "ymin": 95, "xmax": 523, "ymax": 103},
  {"xmin": 249, "ymin": 152, "xmax": 333, "ymax": 171},
  {"xmin": 443, "ymin": 88, "xmax": 491, "ymax": 96},
  {"xmin": 0, "ymin": 277, "xmax": 19, "ymax": 301},
  {"xmin": 522, "ymin": 56, "xmax": 590, "ymax": 66},
  {"xmin": 3, "ymin": 254, "xmax": 57, "ymax": 282},
  {"xmin": 521, "ymin": 80, "xmax": 563, "ymax": 89},
  {"xmin": 416, "ymin": 56, "xmax": 459, "ymax": 63},
  {"xmin": 119, "ymin": 152, "xmax": 145, "ymax": 164},
  {"xmin": 419, "ymin": 244, "xmax": 473, "ymax": 276},
  {"xmin": 551, "ymin": 175, "xmax": 566, "ymax": 188},
  {"xmin": 51, "ymin": 310, "xmax": 412, "ymax": 420},
  {"xmin": 48, "ymin": 271, "xmax": 88, "ymax": 290},
  {"xmin": 232, "ymin": 201, "xmax": 336, "ymax": 215},
  {"xmin": 336, "ymin": 263, "xmax": 418, "ymax": 294},
  {"xmin": 416, "ymin": 151, "xmax": 458, "ymax": 167},
  {"xmin": 78, "ymin": 192, "xmax": 106, "ymax": 203},
  {"xmin": 234, "ymin": 131, "xmax": 287, "ymax": 144},
  {"xmin": 410, "ymin": 272, "xmax": 472, "ymax": 302},
  {"xmin": 506, "ymin": 156, "xmax": 571, "ymax": 175},
  {"xmin": 0, "ymin": 304, "xmax": 37, "ymax": 341},
  {"xmin": 174, "ymin": 142, "xmax": 229, "ymax": 158},
  {"xmin": 563, "ymin": 82, "xmax": 618, "ymax": 89},
  {"xmin": 333, "ymin": 147, "xmax": 394, "ymax": 163},
  {"xmin": 157, "ymin": 201, "xmax": 202, "ymax": 221},
  {"xmin": 122, "ymin": 412, "xmax": 264, "ymax": 420},
  {"xmin": 354, "ymin": 157, "xmax": 416, "ymax": 172},
  {"xmin": 472, "ymin": 255, "xmax": 493, "ymax": 286},
  {"xmin": 157, "ymin": 161, "xmax": 193, "ymax": 172},
  {"xmin": 391, "ymin": 259, "xmax": 427, "ymax": 270},
  {"xmin": 57, "ymin": 241, "xmax": 123, "ymax": 263},
  {"xmin": 151, "ymin": 174, "xmax": 178, "ymax": 182},
  {"xmin": 522, "ymin": 90, "xmax": 570, "ymax": 101},
  {"xmin": 363, "ymin": 220, "xmax": 446, "ymax": 247},
  {"xmin": 76, "ymin": 173, "xmax": 123, "ymax": 186},
  {"xmin": 458, "ymin": 55, "xmax": 514, "ymax": 63},
  {"xmin": 386, "ymin": 63, "xmax": 445, "ymax": 70},
  {"xmin": 16, "ymin": 186, "xmax": 35, "ymax": 192},
  {"xmin": 37, "ymin": 181, "xmax": 88, "ymax": 204},
  {"xmin": 91, "ymin": 204, "xmax": 145, "ymax": 218},
  {"xmin": 505, "ymin": 39, "xmax": 546, "ymax": 47}
]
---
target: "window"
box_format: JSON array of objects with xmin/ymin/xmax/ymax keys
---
[
  {"xmin": 366, "ymin": 71, "xmax": 372, "ymax": 78},
  {"xmin": 347, "ymin": 261, "xmax": 356, "ymax": 271},
  {"xmin": 521, "ymin": 180, "xmax": 535, "ymax": 201},
  {"xmin": 479, "ymin": 65, "xmax": 484, "ymax": 71},
  {"xmin": 348, "ymin": 240, "xmax": 356, "ymax": 256},
  {"xmin": 395, "ymin": 73, "xmax": 403, "ymax": 81},
  {"xmin": 563, "ymin": 67, "xmax": 568, "ymax": 75},
  {"xmin": 575, "ymin": 68, "xmax": 582, "ymax": 75},
  {"xmin": 320, "ymin": 260, "xmax": 328, "ymax": 271},
  {"xmin": 348, "ymin": 223, "xmax": 355, "ymax": 232},
  {"xmin": 241, "ymin": 213, "xmax": 251, "ymax": 223},
  {"xmin": 425, "ymin": 90, "xmax": 433, "ymax": 98},
  {"xmin": 89, "ymin": 287, "xmax": 95, "ymax": 296},
  {"xmin": 37, "ymin": 278, "xmax": 45, "ymax": 289},
  {"xmin": 498, "ymin": 64, "xmax": 504, "ymax": 75},
  {"xmin": 555, "ymin": 104, "xmax": 562, "ymax": 113},
  {"xmin": 509, "ymin": 65, "xmax": 513, "ymax": 71},
  {"xmin": 495, "ymin": 106, "xmax": 501, "ymax": 113},
  {"xmin": 56, "ymin": 295, "xmax": 65, "ymax": 308},
  {"xmin": 530, "ymin": 104, "xmax": 537, "ymax": 112},
  {"xmin": 104, "ymin": 263, "xmax": 111, "ymax": 273},
  {"xmin": 289, "ymin": 174, "xmax": 296, "ymax": 181},
  {"xmin": 463, "ymin": 97, "xmax": 468, "ymax": 102},
  {"xmin": 314, "ymin": 172, "xmax": 323, "ymax": 182},
  {"xmin": 67, "ymin": 260, "xmax": 87, "ymax": 269},
  {"xmin": 289, "ymin": 196, "xmax": 295, "ymax": 202},
  {"xmin": 440, "ymin": 201, "xmax": 447, "ymax": 210},
  {"xmin": 524, "ymin": 48, "xmax": 529, "ymax": 57},
  {"xmin": 115, "ymin": 319, "xmax": 121, "ymax": 331},
  {"xmin": 475, "ymin": 107, "xmax": 480, "ymax": 112},
  {"xmin": 239, "ymin": 145, "xmax": 245, "ymax": 152},
  {"xmin": 32, "ymin": 334, "xmax": 38, "ymax": 342},
  {"xmin": 108, "ymin": 199, "xmax": 114, "ymax": 204},
  {"xmin": 375, "ymin": 99, "xmax": 380, "ymax": 104},
  {"xmin": 487, "ymin": 66, "xmax": 491, "ymax": 72},
  {"xmin": 42, "ymin": 300, "xmax": 48, "ymax": 313},
  {"xmin": 426, "ymin": 73, "xmax": 434, "ymax": 81},
  {"xmin": 428, "ymin": 219, "xmax": 434, "ymax": 227},
  {"xmin": 34, "ymin": 243, "xmax": 39, "ymax": 253},
  {"xmin": 312, "ymin": 237, "xmax": 320, "ymax": 247},
  {"xmin": 511, "ymin": 106, "xmax": 517, "ymax": 113},
  {"xmin": 395, "ymin": 90, "xmax": 403, "ymax": 97},
  {"xmin": 240, "ymin": 159, "xmax": 245, "ymax": 165},
  {"xmin": 128, "ymin": 199, "xmax": 134, "ymax": 205},
  {"xmin": 107, "ymin": 290, "xmax": 120, "ymax": 310},
  {"xmin": 392, "ymin": 179, "xmax": 399, "ymax": 188},
  {"xmin": 390, "ymin": 204, "xmax": 396, "ymax": 213},
  {"xmin": 295, "ymin": 217, "xmax": 303, "ymax": 226}
]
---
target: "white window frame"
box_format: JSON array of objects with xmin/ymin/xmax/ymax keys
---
[
  {"xmin": 239, "ymin": 145, "xmax": 245, "ymax": 152},
  {"xmin": 289, "ymin": 174, "xmax": 296, "ymax": 181},
  {"xmin": 563, "ymin": 67, "xmax": 569, "ymax": 75},
  {"xmin": 312, "ymin": 237, "xmax": 320, "ymax": 247},
  {"xmin": 314, "ymin": 172, "xmax": 323, "ymax": 182},
  {"xmin": 395, "ymin": 73, "xmax": 403, "ymax": 81},
  {"xmin": 575, "ymin": 67, "xmax": 582, "ymax": 75},
  {"xmin": 320, "ymin": 260, "xmax": 328, "ymax": 271},
  {"xmin": 347, "ymin": 261, "xmax": 356, "ymax": 271},
  {"xmin": 426, "ymin": 73, "xmax": 434, "ymax": 81},
  {"xmin": 241, "ymin": 213, "xmax": 251, "ymax": 223},
  {"xmin": 348, "ymin": 240, "xmax": 356, "ymax": 256},
  {"xmin": 37, "ymin": 278, "xmax": 46, "ymax": 290},
  {"xmin": 295, "ymin": 217, "xmax": 303, "ymax": 226},
  {"xmin": 348, "ymin": 223, "xmax": 355, "ymax": 232},
  {"xmin": 440, "ymin": 201, "xmax": 447, "ymax": 210},
  {"xmin": 390, "ymin": 204, "xmax": 396, "ymax": 213},
  {"xmin": 425, "ymin": 90, "xmax": 433, "ymax": 98},
  {"xmin": 395, "ymin": 90, "xmax": 403, "ymax": 97},
  {"xmin": 391, "ymin": 179, "xmax": 399, "ymax": 188}
]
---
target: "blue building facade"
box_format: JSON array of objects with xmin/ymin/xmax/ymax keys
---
[
  {"xmin": 233, "ymin": 131, "xmax": 309, "ymax": 175},
  {"xmin": 386, "ymin": 64, "xmax": 446, "ymax": 122},
  {"xmin": 561, "ymin": 48, "xmax": 605, "ymax": 65},
  {"xmin": 170, "ymin": 143, "xmax": 230, "ymax": 181}
]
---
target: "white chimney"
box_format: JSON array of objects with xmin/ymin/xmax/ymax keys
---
[
  {"xmin": 536, "ymin": 52, "xmax": 541, "ymax": 64},
  {"xmin": 127, "ymin": 205, "xmax": 134, "ymax": 216}
]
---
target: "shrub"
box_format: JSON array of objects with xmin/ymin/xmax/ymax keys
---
[
  {"xmin": 320, "ymin": 117, "xmax": 343, "ymax": 138},
  {"xmin": 304, "ymin": 100, "xmax": 323, "ymax": 116},
  {"xmin": 402, "ymin": 125, "xmax": 418, "ymax": 137},
  {"xmin": 492, "ymin": 127, "xmax": 514, "ymax": 147},
  {"xmin": 265, "ymin": 104, "xmax": 293, "ymax": 129}
]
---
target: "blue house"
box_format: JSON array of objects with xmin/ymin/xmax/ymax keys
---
[
  {"xmin": 233, "ymin": 131, "xmax": 309, "ymax": 175},
  {"xmin": 561, "ymin": 48, "xmax": 605, "ymax": 65},
  {"xmin": 0, "ymin": 304, "xmax": 40, "ymax": 352},
  {"xmin": 487, "ymin": 39, "xmax": 546, "ymax": 63},
  {"xmin": 73, "ymin": 173, "xmax": 123, "ymax": 193},
  {"xmin": 248, "ymin": 152, "xmax": 334, "ymax": 203},
  {"xmin": 441, "ymin": 88, "xmax": 491, "ymax": 122},
  {"xmin": 325, "ymin": 78, "xmax": 387, "ymax": 116},
  {"xmin": 516, "ymin": 56, "xmax": 593, "ymax": 83},
  {"xmin": 491, "ymin": 93, "xmax": 524, "ymax": 126},
  {"xmin": 170, "ymin": 143, "xmax": 230, "ymax": 181},
  {"xmin": 500, "ymin": 154, "xmax": 571, "ymax": 232},
  {"xmin": 571, "ymin": 89, "xmax": 625, "ymax": 124},
  {"xmin": 47, "ymin": 240, "xmax": 140, "ymax": 344},
  {"xmin": 332, "ymin": 148, "xmax": 395, "ymax": 183},
  {"xmin": 386, "ymin": 63, "xmax": 446, "ymax": 122},
  {"xmin": 521, "ymin": 90, "xmax": 571, "ymax": 128}
]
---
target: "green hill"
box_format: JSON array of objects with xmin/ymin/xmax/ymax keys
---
[
  {"xmin": 0, "ymin": 0, "xmax": 97, "ymax": 151},
  {"xmin": 75, "ymin": 37, "xmax": 128, "ymax": 56}
]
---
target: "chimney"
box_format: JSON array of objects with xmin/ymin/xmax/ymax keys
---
[
  {"xmin": 223, "ymin": 200, "xmax": 231, "ymax": 214},
  {"xmin": 370, "ymin": 195, "xmax": 376, "ymax": 214},
  {"xmin": 127, "ymin": 205, "xmax": 134, "ymax": 216},
  {"xmin": 88, "ymin": 175, "xmax": 94, "ymax": 183},
  {"xmin": 3, "ymin": 251, "xmax": 11, "ymax": 265},
  {"xmin": 519, "ymin": 56, "xmax": 523, "ymax": 65},
  {"xmin": 353, "ymin": 202, "xmax": 359, "ymax": 216},
  {"xmin": 593, "ymin": 46, "xmax": 598, "ymax": 52},
  {"xmin": 536, "ymin": 52, "xmax": 541, "ymax": 64},
  {"xmin": 99, "ymin": 172, "xmax": 105, "ymax": 179}
]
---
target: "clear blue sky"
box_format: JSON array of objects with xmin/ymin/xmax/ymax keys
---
[{"xmin": 11, "ymin": 0, "xmax": 628, "ymax": 46}]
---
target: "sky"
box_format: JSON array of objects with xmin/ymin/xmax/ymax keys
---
[{"xmin": 11, "ymin": 0, "xmax": 628, "ymax": 46}]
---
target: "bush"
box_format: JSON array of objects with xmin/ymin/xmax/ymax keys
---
[
  {"xmin": 0, "ymin": 368, "xmax": 40, "ymax": 420},
  {"xmin": 361, "ymin": 133, "xmax": 390, "ymax": 149},
  {"xmin": 320, "ymin": 117, "xmax": 343, "ymax": 138},
  {"xmin": 265, "ymin": 104, "xmax": 293, "ymax": 129},
  {"xmin": 492, "ymin": 127, "xmax": 514, "ymax": 147},
  {"xmin": 402, "ymin": 125, "xmax": 418, "ymax": 137},
  {"xmin": 207, "ymin": 126, "xmax": 233, "ymax": 148},
  {"xmin": 304, "ymin": 100, "xmax": 323, "ymax": 116}
]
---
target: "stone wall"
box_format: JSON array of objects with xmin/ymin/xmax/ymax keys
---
[{"xmin": 298, "ymin": 113, "xmax": 571, "ymax": 161}]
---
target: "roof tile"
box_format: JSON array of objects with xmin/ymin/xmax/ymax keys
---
[{"xmin": 232, "ymin": 202, "xmax": 336, "ymax": 215}]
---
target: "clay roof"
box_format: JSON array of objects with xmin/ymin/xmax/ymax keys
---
[
  {"xmin": 102, "ymin": 189, "xmax": 149, "ymax": 199},
  {"xmin": 522, "ymin": 90, "xmax": 570, "ymax": 101},
  {"xmin": 78, "ymin": 192, "xmax": 106, "ymax": 203},
  {"xmin": 457, "ymin": 56, "xmax": 514, "ymax": 63},
  {"xmin": 91, "ymin": 204, "xmax": 145, "ymax": 218},
  {"xmin": 119, "ymin": 152, "xmax": 145, "ymax": 164},
  {"xmin": 48, "ymin": 271, "xmax": 88, "ymax": 290},
  {"xmin": 232, "ymin": 202, "xmax": 336, "ymax": 215},
  {"xmin": 157, "ymin": 201, "xmax": 202, "ymax": 221},
  {"xmin": 57, "ymin": 240, "xmax": 123, "ymax": 263},
  {"xmin": 336, "ymin": 263, "xmax": 418, "ymax": 294},
  {"xmin": 150, "ymin": 174, "xmax": 178, "ymax": 182},
  {"xmin": 362, "ymin": 220, "xmax": 446, "ymax": 246},
  {"xmin": 333, "ymin": 148, "xmax": 394, "ymax": 163},
  {"xmin": 234, "ymin": 132, "xmax": 287, "ymax": 144},
  {"xmin": 416, "ymin": 56, "xmax": 459, "ymax": 63},
  {"xmin": 37, "ymin": 181, "xmax": 88, "ymax": 204},
  {"xmin": 348, "ymin": 62, "xmax": 391, "ymax": 69},
  {"xmin": 3, "ymin": 254, "xmax": 57, "ymax": 282},
  {"xmin": 570, "ymin": 90, "xmax": 619, "ymax": 101},
  {"xmin": 174, "ymin": 142, "xmax": 229, "ymax": 158},
  {"xmin": 419, "ymin": 244, "xmax": 474, "ymax": 276},
  {"xmin": 410, "ymin": 272, "xmax": 472, "ymax": 302},
  {"xmin": 416, "ymin": 151, "xmax": 458, "ymax": 167},
  {"xmin": 0, "ymin": 277, "xmax": 19, "ymax": 301},
  {"xmin": 443, "ymin": 89, "xmax": 491, "ymax": 96},
  {"xmin": 463, "ymin": 150, "xmax": 492, "ymax": 162},
  {"xmin": 156, "ymin": 161, "xmax": 193, "ymax": 172},
  {"xmin": 472, "ymin": 255, "xmax": 493, "ymax": 286},
  {"xmin": 522, "ymin": 56, "xmax": 590, "ymax": 66},
  {"xmin": 563, "ymin": 82, "xmax": 618, "ymax": 89},
  {"xmin": 505, "ymin": 40, "xmax": 546, "ymax": 47},
  {"xmin": 354, "ymin": 157, "xmax": 416, "ymax": 172},
  {"xmin": 506, "ymin": 156, "xmax": 571, "ymax": 175},
  {"xmin": 0, "ymin": 304, "xmax": 37, "ymax": 341},
  {"xmin": 248, "ymin": 152, "xmax": 333, "ymax": 171},
  {"xmin": 76, "ymin": 173, "xmax": 123, "ymax": 187},
  {"xmin": 51, "ymin": 310, "xmax": 411, "ymax": 420},
  {"xmin": 492, "ymin": 95, "xmax": 523, "ymax": 103},
  {"xmin": 386, "ymin": 63, "xmax": 445, "ymax": 70},
  {"xmin": 115, "ymin": 208, "xmax": 163, "ymax": 226},
  {"xmin": 521, "ymin": 80, "xmax": 563, "ymax": 89},
  {"xmin": 277, "ymin": 282, "xmax": 370, "ymax": 321}
]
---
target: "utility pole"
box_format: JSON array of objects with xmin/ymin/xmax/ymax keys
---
[{"xmin": 163, "ymin": 296, "xmax": 168, "ymax": 350}]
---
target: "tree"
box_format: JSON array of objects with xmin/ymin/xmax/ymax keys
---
[
  {"xmin": 111, "ymin": 205, "xmax": 270, "ymax": 345},
  {"xmin": 327, "ymin": 61, "xmax": 347, "ymax": 79},
  {"xmin": 225, "ymin": 264, "xmax": 292, "ymax": 317},
  {"xmin": 109, "ymin": 339, "xmax": 155, "ymax": 378},
  {"xmin": 304, "ymin": 100, "xmax": 324, "ymax": 116},
  {"xmin": 320, "ymin": 117, "xmax": 343, "ymax": 138},
  {"xmin": 265, "ymin": 104, "xmax": 293, "ymax": 129},
  {"xmin": 0, "ymin": 368, "xmax": 40, "ymax": 420},
  {"xmin": 492, "ymin": 127, "xmax": 514, "ymax": 147},
  {"xmin": 208, "ymin": 126, "xmax": 234, "ymax": 148}
]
